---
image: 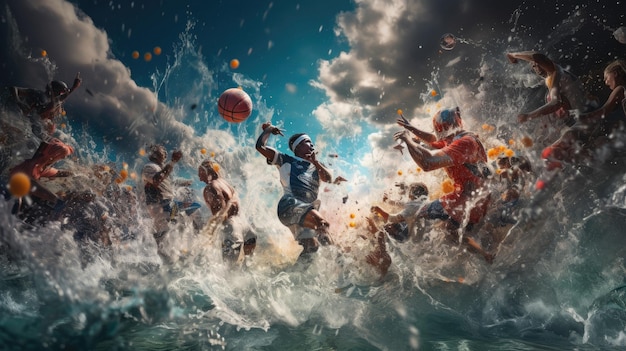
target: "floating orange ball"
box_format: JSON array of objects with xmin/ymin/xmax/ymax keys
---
[
  {"xmin": 349, "ymin": 213, "xmax": 356, "ymax": 219},
  {"xmin": 41, "ymin": 50, "xmax": 47, "ymax": 57},
  {"xmin": 521, "ymin": 136, "xmax": 533, "ymax": 147},
  {"xmin": 132, "ymin": 51, "xmax": 140, "ymax": 59},
  {"xmin": 349, "ymin": 221, "xmax": 356, "ymax": 228},
  {"xmin": 153, "ymin": 46, "xmax": 162, "ymax": 55},
  {"xmin": 139, "ymin": 148, "xmax": 146, "ymax": 156},
  {"xmin": 230, "ymin": 59, "xmax": 240, "ymax": 69},
  {"xmin": 8, "ymin": 172, "xmax": 31, "ymax": 198},
  {"xmin": 200, "ymin": 148, "xmax": 207, "ymax": 155},
  {"xmin": 397, "ymin": 170, "xmax": 403, "ymax": 176},
  {"xmin": 144, "ymin": 52, "xmax": 152, "ymax": 62},
  {"xmin": 212, "ymin": 163, "xmax": 220, "ymax": 172},
  {"xmin": 210, "ymin": 152, "xmax": 215, "ymax": 158},
  {"xmin": 430, "ymin": 90, "xmax": 438, "ymax": 97},
  {"xmin": 396, "ymin": 109, "xmax": 403, "ymax": 115},
  {"xmin": 442, "ymin": 179, "xmax": 454, "ymax": 193}
]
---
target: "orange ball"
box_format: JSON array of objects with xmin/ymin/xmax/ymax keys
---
[
  {"xmin": 349, "ymin": 221, "xmax": 356, "ymax": 228},
  {"xmin": 430, "ymin": 90, "xmax": 437, "ymax": 97},
  {"xmin": 442, "ymin": 179, "xmax": 454, "ymax": 193},
  {"xmin": 153, "ymin": 46, "xmax": 162, "ymax": 55},
  {"xmin": 349, "ymin": 213, "xmax": 356, "ymax": 219},
  {"xmin": 9, "ymin": 172, "xmax": 31, "ymax": 197},
  {"xmin": 132, "ymin": 51, "xmax": 140, "ymax": 59},
  {"xmin": 41, "ymin": 50, "xmax": 47, "ymax": 57},
  {"xmin": 397, "ymin": 170, "xmax": 403, "ymax": 176},
  {"xmin": 212, "ymin": 163, "xmax": 220, "ymax": 172},
  {"xmin": 144, "ymin": 52, "xmax": 152, "ymax": 62},
  {"xmin": 230, "ymin": 59, "xmax": 240, "ymax": 69},
  {"xmin": 200, "ymin": 148, "xmax": 207, "ymax": 154},
  {"xmin": 521, "ymin": 136, "xmax": 533, "ymax": 147},
  {"xmin": 139, "ymin": 148, "xmax": 146, "ymax": 156},
  {"xmin": 396, "ymin": 109, "xmax": 403, "ymax": 115}
]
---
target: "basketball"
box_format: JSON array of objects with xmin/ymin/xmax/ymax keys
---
[{"xmin": 217, "ymin": 88, "xmax": 253, "ymax": 123}]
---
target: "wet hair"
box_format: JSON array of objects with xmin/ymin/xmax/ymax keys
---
[
  {"xmin": 148, "ymin": 144, "xmax": 166, "ymax": 163},
  {"xmin": 199, "ymin": 159, "xmax": 218, "ymax": 177},
  {"xmin": 408, "ymin": 182, "xmax": 428, "ymax": 198},
  {"xmin": 605, "ymin": 59, "xmax": 626, "ymax": 80},
  {"xmin": 47, "ymin": 80, "xmax": 69, "ymax": 97}
]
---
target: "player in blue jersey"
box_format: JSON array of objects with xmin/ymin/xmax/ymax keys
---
[{"xmin": 256, "ymin": 122, "xmax": 334, "ymax": 259}]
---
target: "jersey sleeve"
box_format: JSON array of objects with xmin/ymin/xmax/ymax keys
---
[{"xmin": 442, "ymin": 136, "xmax": 479, "ymax": 164}]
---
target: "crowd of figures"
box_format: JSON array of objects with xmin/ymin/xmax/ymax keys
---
[{"xmin": 1, "ymin": 52, "xmax": 625, "ymax": 283}]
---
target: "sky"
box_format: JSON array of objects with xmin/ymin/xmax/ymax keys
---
[{"xmin": 0, "ymin": 0, "xmax": 624, "ymax": 199}]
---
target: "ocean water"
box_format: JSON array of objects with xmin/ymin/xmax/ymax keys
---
[{"xmin": 2, "ymin": 1, "xmax": 626, "ymax": 351}]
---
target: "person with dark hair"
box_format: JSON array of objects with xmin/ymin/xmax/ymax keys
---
[
  {"xmin": 542, "ymin": 59, "xmax": 626, "ymax": 168},
  {"xmin": 141, "ymin": 144, "xmax": 191, "ymax": 260},
  {"xmin": 9, "ymin": 73, "xmax": 82, "ymax": 181},
  {"xmin": 198, "ymin": 159, "xmax": 256, "ymax": 263},
  {"xmin": 10, "ymin": 73, "xmax": 82, "ymax": 139},
  {"xmin": 256, "ymin": 122, "xmax": 334, "ymax": 260},
  {"xmin": 370, "ymin": 182, "xmax": 429, "ymax": 243},
  {"xmin": 395, "ymin": 108, "xmax": 494, "ymax": 263}
]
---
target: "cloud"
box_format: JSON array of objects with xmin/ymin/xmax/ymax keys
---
[
  {"xmin": 311, "ymin": 0, "xmax": 624, "ymax": 170},
  {"xmin": 0, "ymin": 0, "xmax": 195, "ymax": 154}
]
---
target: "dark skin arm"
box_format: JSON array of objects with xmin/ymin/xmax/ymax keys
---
[
  {"xmin": 305, "ymin": 152, "xmax": 332, "ymax": 183},
  {"xmin": 256, "ymin": 122, "xmax": 284, "ymax": 162},
  {"xmin": 152, "ymin": 150, "xmax": 182, "ymax": 186},
  {"xmin": 506, "ymin": 52, "xmax": 565, "ymax": 122}
]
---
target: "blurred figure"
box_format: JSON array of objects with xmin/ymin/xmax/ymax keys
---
[
  {"xmin": 395, "ymin": 108, "xmax": 494, "ymax": 263},
  {"xmin": 480, "ymin": 155, "xmax": 533, "ymax": 251},
  {"xmin": 543, "ymin": 59, "xmax": 626, "ymax": 168},
  {"xmin": 142, "ymin": 144, "xmax": 191, "ymax": 261},
  {"xmin": 198, "ymin": 159, "xmax": 256, "ymax": 263},
  {"xmin": 506, "ymin": 51, "xmax": 592, "ymax": 145},
  {"xmin": 10, "ymin": 73, "xmax": 82, "ymax": 139},
  {"xmin": 9, "ymin": 73, "xmax": 82, "ymax": 179},
  {"xmin": 256, "ymin": 122, "xmax": 334, "ymax": 261},
  {"xmin": 371, "ymin": 182, "xmax": 430, "ymax": 243}
]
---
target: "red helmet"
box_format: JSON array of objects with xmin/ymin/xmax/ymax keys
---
[{"xmin": 433, "ymin": 107, "xmax": 462, "ymax": 138}]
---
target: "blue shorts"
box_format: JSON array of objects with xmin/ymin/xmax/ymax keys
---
[
  {"xmin": 419, "ymin": 200, "xmax": 465, "ymax": 228},
  {"xmin": 277, "ymin": 195, "xmax": 320, "ymax": 240},
  {"xmin": 277, "ymin": 195, "xmax": 319, "ymax": 227},
  {"xmin": 420, "ymin": 200, "xmax": 449, "ymax": 220}
]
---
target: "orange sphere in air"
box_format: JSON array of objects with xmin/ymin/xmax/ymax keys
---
[
  {"xmin": 132, "ymin": 51, "xmax": 140, "ymax": 59},
  {"xmin": 230, "ymin": 59, "xmax": 240, "ymax": 69},
  {"xmin": 153, "ymin": 46, "xmax": 162, "ymax": 55},
  {"xmin": 9, "ymin": 172, "xmax": 31, "ymax": 198},
  {"xmin": 144, "ymin": 52, "xmax": 152, "ymax": 62}
]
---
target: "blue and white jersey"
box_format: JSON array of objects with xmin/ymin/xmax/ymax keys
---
[{"xmin": 270, "ymin": 151, "xmax": 320, "ymax": 203}]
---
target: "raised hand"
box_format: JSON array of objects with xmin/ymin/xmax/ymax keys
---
[{"xmin": 261, "ymin": 122, "xmax": 284, "ymax": 136}]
